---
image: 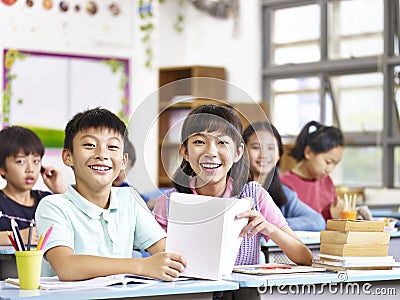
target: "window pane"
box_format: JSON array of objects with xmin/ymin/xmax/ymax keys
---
[
  {"xmin": 328, "ymin": 0, "xmax": 383, "ymax": 59},
  {"xmin": 394, "ymin": 66, "xmax": 400, "ymax": 125},
  {"xmin": 395, "ymin": 147, "xmax": 400, "ymax": 188},
  {"xmin": 332, "ymin": 146, "xmax": 382, "ymax": 186},
  {"xmin": 272, "ymin": 77, "xmax": 320, "ymax": 135},
  {"xmin": 330, "ymin": 73, "xmax": 383, "ymax": 131},
  {"xmin": 272, "ymin": 5, "xmax": 320, "ymax": 65},
  {"xmin": 274, "ymin": 45, "xmax": 320, "ymax": 65}
]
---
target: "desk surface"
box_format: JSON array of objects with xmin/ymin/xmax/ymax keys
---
[
  {"xmin": 0, "ymin": 247, "xmax": 17, "ymax": 255},
  {"xmin": 0, "ymin": 279, "xmax": 238, "ymax": 300},
  {"xmin": 224, "ymin": 268, "xmax": 400, "ymax": 288}
]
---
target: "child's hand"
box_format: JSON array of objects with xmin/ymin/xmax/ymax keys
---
[
  {"xmin": 143, "ymin": 252, "xmax": 186, "ymax": 281},
  {"xmin": 329, "ymin": 198, "xmax": 345, "ymax": 219},
  {"xmin": 236, "ymin": 209, "xmax": 278, "ymax": 238},
  {"xmin": 41, "ymin": 166, "xmax": 67, "ymax": 194}
]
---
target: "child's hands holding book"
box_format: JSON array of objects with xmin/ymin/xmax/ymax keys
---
[
  {"xmin": 143, "ymin": 252, "xmax": 186, "ymax": 281},
  {"xmin": 236, "ymin": 209, "xmax": 278, "ymax": 238}
]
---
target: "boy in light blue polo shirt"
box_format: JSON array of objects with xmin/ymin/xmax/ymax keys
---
[{"xmin": 36, "ymin": 107, "xmax": 186, "ymax": 281}]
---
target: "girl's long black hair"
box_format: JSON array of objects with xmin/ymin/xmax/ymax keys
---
[
  {"xmin": 242, "ymin": 121, "xmax": 288, "ymax": 208},
  {"xmin": 290, "ymin": 120, "xmax": 344, "ymax": 162}
]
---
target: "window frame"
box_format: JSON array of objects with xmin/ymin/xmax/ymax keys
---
[{"xmin": 262, "ymin": 0, "xmax": 400, "ymax": 187}]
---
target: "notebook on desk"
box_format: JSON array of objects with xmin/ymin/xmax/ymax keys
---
[{"xmin": 233, "ymin": 263, "xmax": 326, "ymax": 275}]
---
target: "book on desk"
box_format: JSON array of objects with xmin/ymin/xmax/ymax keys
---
[
  {"xmin": 314, "ymin": 219, "xmax": 397, "ymax": 271},
  {"xmin": 313, "ymin": 254, "xmax": 398, "ymax": 271},
  {"xmin": 232, "ymin": 263, "xmax": 326, "ymax": 275}
]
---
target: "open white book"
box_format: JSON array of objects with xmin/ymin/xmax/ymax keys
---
[
  {"xmin": 5, "ymin": 275, "xmax": 188, "ymax": 290},
  {"xmin": 166, "ymin": 192, "xmax": 252, "ymax": 280}
]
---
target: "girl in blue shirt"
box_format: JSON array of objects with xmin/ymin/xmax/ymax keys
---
[{"xmin": 243, "ymin": 121, "xmax": 326, "ymax": 231}]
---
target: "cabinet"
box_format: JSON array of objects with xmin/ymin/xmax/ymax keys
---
[{"xmin": 157, "ymin": 66, "xmax": 268, "ymax": 187}]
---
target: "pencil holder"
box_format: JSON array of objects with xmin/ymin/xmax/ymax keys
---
[
  {"xmin": 15, "ymin": 250, "xmax": 44, "ymax": 290},
  {"xmin": 339, "ymin": 210, "xmax": 357, "ymax": 220}
]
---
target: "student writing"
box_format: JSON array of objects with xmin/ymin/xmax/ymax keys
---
[
  {"xmin": 0, "ymin": 126, "xmax": 66, "ymax": 246},
  {"xmin": 35, "ymin": 107, "xmax": 185, "ymax": 281},
  {"xmin": 280, "ymin": 120, "xmax": 344, "ymax": 220},
  {"xmin": 243, "ymin": 121, "xmax": 326, "ymax": 231},
  {"xmin": 153, "ymin": 104, "xmax": 312, "ymax": 266}
]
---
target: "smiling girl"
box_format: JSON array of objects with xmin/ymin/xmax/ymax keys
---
[
  {"xmin": 243, "ymin": 121, "xmax": 326, "ymax": 231},
  {"xmin": 153, "ymin": 104, "xmax": 312, "ymax": 266}
]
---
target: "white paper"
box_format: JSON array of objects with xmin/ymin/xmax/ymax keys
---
[
  {"xmin": 5, "ymin": 274, "xmax": 182, "ymax": 290},
  {"xmin": 166, "ymin": 192, "xmax": 251, "ymax": 280}
]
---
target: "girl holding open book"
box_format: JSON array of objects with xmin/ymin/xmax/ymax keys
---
[{"xmin": 153, "ymin": 104, "xmax": 312, "ymax": 266}]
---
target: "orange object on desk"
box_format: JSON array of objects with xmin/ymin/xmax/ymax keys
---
[{"xmin": 339, "ymin": 210, "xmax": 357, "ymax": 220}]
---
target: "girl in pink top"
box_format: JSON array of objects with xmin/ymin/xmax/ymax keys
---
[
  {"xmin": 153, "ymin": 104, "xmax": 312, "ymax": 266},
  {"xmin": 280, "ymin": 121, "xmax": 344, "ymax": 221}
]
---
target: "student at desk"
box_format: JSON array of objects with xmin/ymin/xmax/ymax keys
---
[
  {"xmin": 35, "ymin": 107, "xmax": 185, "ymax": 281},
  {"xmin": 0, "ymin": 126, "xmax": 66, "ymax": 246},
  {"xmin": 280, "ymin": 121, "xmax": 344, "ymax": 221},
  {"xmin": 153, "ymin": 104, "xmax": 312, "ymax": 266},
  {"xmin": 242, "ymin": 121, "xmax": 326, "ymax": 231}
]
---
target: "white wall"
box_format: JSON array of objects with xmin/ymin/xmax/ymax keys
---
[
  {"xmin": 158, "ymin": 0, "xmax": 262, "ymax": 102},
  {"xmin": 0, "ymin": 1, "xmax": 261, "ymax": 193}
]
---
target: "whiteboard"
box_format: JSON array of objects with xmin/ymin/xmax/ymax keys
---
[{"xmin": 2, "ymin": 49, "xmax": 130, "ymax": 147}]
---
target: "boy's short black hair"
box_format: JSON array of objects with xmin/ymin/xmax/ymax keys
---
[
  {"xmin": 64, "ymin": 107, "xmax": 128, "ymax": 152},
  {"xmin": 0, "ymin": 126, "xmax": 45, "ymax": 171}
]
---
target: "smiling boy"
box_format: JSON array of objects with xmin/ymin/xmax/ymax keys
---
[{"xmin": 35, "ymin": 107, "xmax": 185, "ymax": 281}]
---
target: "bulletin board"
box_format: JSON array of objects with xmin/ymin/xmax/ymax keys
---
[{"xmin": 2, "ymin": 48, "xmax": 130, "ymax": 148}]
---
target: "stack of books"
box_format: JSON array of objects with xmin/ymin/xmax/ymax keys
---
[{"xmin": 312, "ymin": 219, "xmax": 396, "ymax": 271}]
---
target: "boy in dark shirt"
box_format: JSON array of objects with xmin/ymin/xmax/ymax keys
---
[{"xmin": 0, "ymin": 126, "xmax": 66, "ymax": 245}]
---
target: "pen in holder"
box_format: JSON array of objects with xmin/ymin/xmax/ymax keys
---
[{"xmin": 9, "ymin": 221, "xmax": 53, "ymax": 289}]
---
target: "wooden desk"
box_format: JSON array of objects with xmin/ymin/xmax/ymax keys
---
[
  {"xmin": 223, "ymin": 269, "xmax": 400, "ymax": 299},
  {"xmin": 0, "ymin": 279, "xmax": 238, "ymax": 300}
]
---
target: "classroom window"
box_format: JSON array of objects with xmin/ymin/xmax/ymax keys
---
[
  {"xmin": 271, "ymin": 77, "xmax": 321, "ymax": 136},
  {"xmin": 262, "ymin": 0, "xmax": 400, "ymax": 188},
  {"xmin": 332, "ymin": 146, "xmax": 382, "ymax": 187},
  {"xmin": 394, "ymin": 147, "xmax": 400, "ymax": 188},
  {"xmin": 328, "ymin": 0, "xmax": 383, "ymax": 59},
  {"xmin": 394, "ymin": 66, "xmax": 400, "ymax": 126},
  {"xmin": 271, "ymin": 5, "xmax": 320, "ymax": 65},
  {"xmin": 329, "ymin": 73, "xmax": 383, "ymax": 132}
]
